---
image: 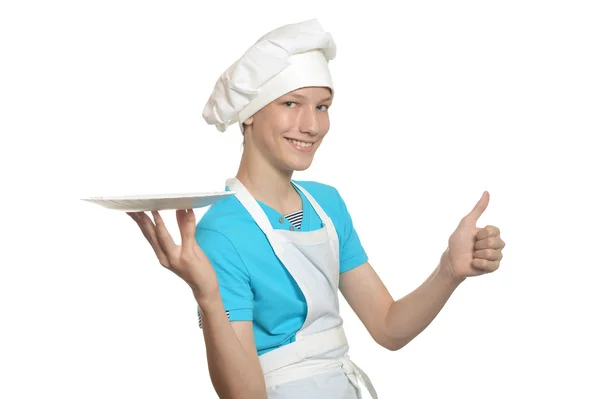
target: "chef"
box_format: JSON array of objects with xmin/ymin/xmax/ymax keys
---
[{"xmin": 128, "ymin": 18, "xmax": 506, "ymax": 399}]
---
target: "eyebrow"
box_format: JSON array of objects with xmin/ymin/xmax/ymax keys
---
[{"xmin": 286, "ymin": 92, "xmax": 333, "ymax": 103}]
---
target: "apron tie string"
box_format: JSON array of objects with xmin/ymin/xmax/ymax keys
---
[{"xmin": 341, "ymin": 356, "xmax": 378, "ymax": 399}]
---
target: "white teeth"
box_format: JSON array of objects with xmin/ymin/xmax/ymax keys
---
[{"xmin": 289, "ymin": 139, "xmax": 313, "ymax": 148}]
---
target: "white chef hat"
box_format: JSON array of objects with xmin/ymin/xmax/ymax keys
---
[{"xmin": 202, "ymin": 18, "xmax": 336, "ymax": 133}]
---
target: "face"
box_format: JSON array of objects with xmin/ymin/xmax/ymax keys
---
[{"xmin": 242, "ymin": 86, "xmax": 332, "ymax": 173}]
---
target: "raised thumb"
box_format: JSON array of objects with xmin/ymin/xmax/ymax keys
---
[{"xmin": 462, "ymin": 191, "xmax": 490, "ymax": 225}]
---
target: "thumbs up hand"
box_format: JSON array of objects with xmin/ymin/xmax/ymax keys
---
[{"xmin": 442, "ymin": 191, "xmax": 505, "ymax": 281}]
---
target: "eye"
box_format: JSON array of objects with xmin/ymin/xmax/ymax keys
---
[
  {"xmin": 284, "ymin": 101, "xmax": 297, "ymax": 108},
  {"xmin": 317, "ymin": 105, "xmax": 329, "ymax": 111}
]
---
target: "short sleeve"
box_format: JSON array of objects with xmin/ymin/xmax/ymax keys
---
[
  {"xmin": 195, "ymin": 227, "xmax": 254, "ymax": 326},
  {"xmin": 334, "ymin": 188, "xmax": 369, "ymax": 273}
]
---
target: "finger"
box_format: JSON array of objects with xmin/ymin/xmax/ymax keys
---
[
  {"xmin": 472, "ymin": 258, "xmax": 500, "ymax": 272},
  {"xmin": 128, "ymin": 212, "xmax": 155, "ymax": 244},
  {"xmin": 149, "ymin": 211, "xmax": 178, "ymax": 266},
  {"xmin": 132, "ymin": 212, "xmax": 157, "ymax": 241},
  {"xmin": 127, "ymin": 211, "xmax": 142, "ymax": 225},
  {"xmin": 474, "ymin": 236, "xmax": 505, "ymax": 250},
  {"xmin": 152, "ymin": 211, "xmax": 178, "ymax": 257},
  {"xmin": 476, "ymin": 225, "xmax": 500, "ymax": 240},
  {"xmin": 473, "ymin": 248, "xmax": 503, "ymax": 261},
  {"xmin": 135, "ymin": 212, "xmax": 171, "ymax": 266},
  {"xmin": 177, "ymin": 209, "xmax": 197, "ymax": 249},
  {"xmin": 461, "ymin": 191, "xmax": 490, "ymax": 226}
]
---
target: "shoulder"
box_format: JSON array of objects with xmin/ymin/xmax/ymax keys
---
[
  {"xmin": 196, "ymin": 194, "xmax": 252, "ymax": 234},
  {"xmin": 296, "ymin": 180, "xmax": 368, "ymax": 271},
  {"xmin": 194, "ymin": 195, "xmax": 255, "ymax": 280},
  {"xmin": 194, "ymin": 192, "xmax": 270, "ymax": 262},
  {"xmin": 293, "ymin": 180, "xmax": 357, "ymax": 232},
  {"xmin": 194, "ymin": 195, "xmax": 256, "ymax": 260}
]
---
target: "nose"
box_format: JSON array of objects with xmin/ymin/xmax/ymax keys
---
[{"xmin": 297, "ymin": 108, "xmax": 319, "ymax": 136}]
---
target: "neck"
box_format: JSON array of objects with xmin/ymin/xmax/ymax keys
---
[{"xmin": 235, "ymin": 148, "xmax": 301, "ymax": 215}]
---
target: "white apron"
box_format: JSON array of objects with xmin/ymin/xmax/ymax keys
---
[{"xmin": 226, "ymin": 177, "xmax": 378, "ymax": 399}]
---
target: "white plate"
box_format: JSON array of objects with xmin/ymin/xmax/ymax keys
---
[{"xmin": 81, "ymin": 191, "xmax": 235, "ymax": 212}]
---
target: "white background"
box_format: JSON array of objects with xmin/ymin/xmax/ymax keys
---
[{"xmin": 2, "ymin": 0, "xmax": 599, "ymax": 398}]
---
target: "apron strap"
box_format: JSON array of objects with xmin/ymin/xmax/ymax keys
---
[
  {"xmin": 260, "ymin": 324, "xmax": 348, "ymax": 374},
  {"xmin": 291, "ymin": 180, "xmax": 339, "ymax": 257},
  {"xmin": 291, "ymin": 180, "xmax": 332, "ymax": 227},
  {"xmin": 226, "ymin": 177, "xmax": 284, "ymax": 256}
]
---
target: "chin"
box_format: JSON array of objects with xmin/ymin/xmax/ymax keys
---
[
  {"xmin": 293, "ymin": 163, "xmax": 312, "ymax": 172},
  {"xmin": 278, "ymin": 142, "xmax": 319, "ymax": 172},
  {"xmin": 284, "ymin": 158, "xmax": 314, "ymax": 172}
]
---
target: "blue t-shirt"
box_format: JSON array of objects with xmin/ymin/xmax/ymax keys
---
[{"xmin": 195, "ymin": 180, "xmax": 368, "ymax": 356}]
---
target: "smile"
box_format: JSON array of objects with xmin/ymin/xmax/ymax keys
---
[{"xmin": 286, "ymin": 138, "xmax": 314, "ymax": 152}]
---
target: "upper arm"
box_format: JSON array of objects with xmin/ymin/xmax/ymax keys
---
[
  {"xmin": 330, "ymin": 187, "xmax": 394, "ymax": 346},
  {"xmin": 195, "ymin": 227, "xmax": 254, "ymax": 323},
  {"xmin": 340, "ymin": 262, "xmax": 395, "ymax": 348},
  {"xmin": 331, "ymin": 187, "xmax": 368, "ymax": 273},
  {"xmin": 230, "ymin": 321, "xmax": 260, "ymax": 362}
]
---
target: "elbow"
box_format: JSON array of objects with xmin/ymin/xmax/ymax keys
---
[
  {"xmin": 378, "ymin": 310, "xmax": 411, "ymax": 351},
  {"xmin": 380, "ymin": 340, "xmax": 398, "ymax": 351},
  {"xmin": 379, "ymin": 338, "xmax": 405, "ymax": 352},
  {"xmin": 376, "ymin": 332, "xmax": 409, "ymax": 352}
]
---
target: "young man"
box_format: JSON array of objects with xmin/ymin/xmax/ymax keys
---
[{"xmin": 128, "ymin": 18, "xmax": 505, "ymax": 399}]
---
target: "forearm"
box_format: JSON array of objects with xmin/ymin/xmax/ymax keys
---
[
  {"xmin": 197, "ymin": 294, "xmax": 266, "ymax": 399},
  {"xmin": 383, "ymin": 251, "xmax": 463, "ymax": 350}
]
